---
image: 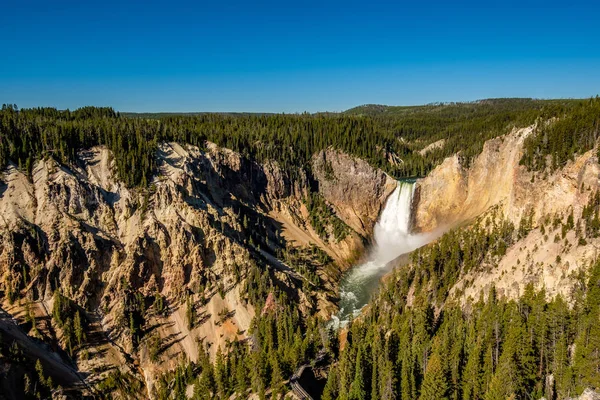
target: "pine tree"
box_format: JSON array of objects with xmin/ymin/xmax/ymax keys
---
[
  {"xmin": 462, "ymin": 342, "xmax": 482, "ymax": 400},
  {"xmin": 235, "ymin": 353, "xmax": 249, "ymax": 396},
  {"xmin": 379, "ymin": 358, "xmax": 396, "ymax": 400},
  {"xmin": 195, "ymin": 347, "xmax": 216, "ymax": 398},
  {"xmin": 485, "ymin": 354, "xmax": 517, "ymax": 400},
  {"xmin": 63, "ymin": 317, "xmax": 74, "ymax": 355},
  {"xmin": 52, "ymin": 290, "xmax": 64, "ymax": 325},
  {"xmin": 322, "ymin": 365, "xmax": 340, "ymax": 400},
  {"xmin": 349, "ymin": 348, "xmax": 367, "ymax": 400},
  {"xmin": 186, "ymin": 294, "xmax": 195, "ymax": 330},
  {"xmin": 419, "ymin": 351, "xmax": 449, "ymax": 400},
  {"xmin": 400, "ymin": 318, "xmax": 417, "ymax": 400},
  {"xmin": 573, "ymin": 260, "xmax": 600, "ymax": 391},
  {"xmin": 214, "ymin": 347, "xmax": 229, "ymax": 398},
  {"xmin": 270, "ymin": 354, "xmax": 284, "ymax": 398},
  {"xmin": 35, "ymin": 359, "xmax": 45, "ymax": 386}
]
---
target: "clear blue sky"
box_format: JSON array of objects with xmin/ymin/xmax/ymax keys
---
[{"xmin": 1, "ymin": 0, "xmax": 599, "ymax": 112}]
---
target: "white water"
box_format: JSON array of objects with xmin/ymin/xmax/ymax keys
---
[{"xmin": 332, "ymin": 181, "xmax": 429, "ymax": 327}]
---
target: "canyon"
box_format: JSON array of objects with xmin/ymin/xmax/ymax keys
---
[{"xmin": 1, "ymin": 117, "xmax": 600, "ymax": 399}]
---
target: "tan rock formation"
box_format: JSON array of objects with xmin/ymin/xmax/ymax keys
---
[
  {"xmin": 413, "ymin": 125, "xmax": 600, "ymax": 304},
  {"xmin": 312, "ymin": 149, "xmax": 397, "ymax": 237}
]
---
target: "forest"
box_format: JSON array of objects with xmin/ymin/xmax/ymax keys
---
[
  {"xmin": 521, "ymin": 97, "xmax": 600, "ymax": 173},
  {"xmin": 322, "ymin": 270, "xmax": 600, "ymax": 400},
  {"xmin": 2, "ymin": 98, "xmax": 594, "ymax": 191},
  {"xmin": 320, "ymin": 209, "xmax": 600, "ymax": 400}
]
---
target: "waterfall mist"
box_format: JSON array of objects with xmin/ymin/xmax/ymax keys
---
[{"xmin": 333, "ymin": 181, "xmax": 431, "ymax": 327}]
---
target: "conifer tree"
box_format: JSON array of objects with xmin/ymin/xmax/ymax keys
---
[
  {"xmin": 419, "ymin": 349, "xmax": 449, "ymax": 400},
  {"xmin": 349, "ymin": 347, "xmax": 367, "ymax": 400},
  {"xmin": 462, "ymin": 342, "xmax": 482, "ymax": 400},
  {"xmin": 573, "ymin": 260, "xmax": 600, "ymax": 391},
  {"xmin": 322, "ymin": 366, "xmax": 340, "ymax": 400}
]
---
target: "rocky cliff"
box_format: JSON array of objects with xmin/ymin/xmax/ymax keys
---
[
  {"xmin": 312, "ymin": 149, "xmax": 397, "ymax": 238},
  {"xmin": 0, "ymin": 142, "xmax": 394, "ymax": 396},
  {"xmin": 413, "ymin": 125, "xmax": 600, "ymax": 303}
]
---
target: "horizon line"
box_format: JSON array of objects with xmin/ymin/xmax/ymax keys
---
[{"xmin": 5, "ymin": 95, "xmax": 597, "ymax": 115}]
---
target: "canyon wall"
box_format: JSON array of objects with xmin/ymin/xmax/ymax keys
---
[
  {"xmin": 0, "ymin": 142, "xmax": 394, "ymax": 394},
  {"xmin": 413, "ymin": 126, "xmax": 600, "ymax": 303}
]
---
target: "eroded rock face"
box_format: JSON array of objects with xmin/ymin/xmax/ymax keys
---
[
  {"xmin": 413, "ymin": 125, "xmax": 600, "ymax": 304},
  {"xmin": 413, "ymin": 126, "xmax": 534, "ymax": 233},
  {"xmin": 565, "ymin": 388, "xmax": 600, "ymax": 400},
  {"xmin": 0, "ymin": 142, "xmax": 394, "ymax": 393},
  {"xmin": 414, "ymin": 125, "xmax": 600, "ymax": 234},
  {"xmin": 312, "ymin": 149, "xmax": 397, "ymax": 237}
]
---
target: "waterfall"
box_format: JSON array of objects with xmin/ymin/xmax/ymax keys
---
[
  {"xmin": 372, "ymin": 181, "xmax": 417, "ymax": 266},
  {"xmin": 333, "ymin": 181, "xmax": 428, "ymax": 327}
]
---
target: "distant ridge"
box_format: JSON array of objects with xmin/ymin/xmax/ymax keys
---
[
  {"xmin": 116, "ymin": 98, "xmax": 584, "ymax": 117},
  {"xmin": 343, "ymin": 98, "xmax": 580, "ymax": 116}
]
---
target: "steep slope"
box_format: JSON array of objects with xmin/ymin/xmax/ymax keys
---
[
  {"xmin": 0, "ymin": 142, "xmax": 394, "ymax": 397},
  {"xmin": 413, "ymin": 124, "xmax": 600, "ymax": 303},
  {"xmin": 312, "ymin": 149, "xmax": 397, "ymax": 238}
]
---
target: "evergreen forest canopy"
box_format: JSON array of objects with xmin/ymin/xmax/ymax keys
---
[{"xmin": 1, "ymin": 97, "xmax": 598, "ymax": 189}]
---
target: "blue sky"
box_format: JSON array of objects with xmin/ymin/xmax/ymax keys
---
[{"xmin": 1, "ymin": 0, "xmax": 599, "ymax": 112}]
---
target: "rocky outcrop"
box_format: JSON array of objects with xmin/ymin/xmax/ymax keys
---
[
  {"xmin": 414, "ymin": 125, "xmax": 600, "ymax": 233},
  {"xmin": 564, "ymin": 388, "xmax": 600, "ymax": 400},
  {"xmin": 413, "ymin": 126, "xmax": 534, "ymax": 233},
  {"xmin": 312, "ymin": 149, "xmax": 397, "ymax": 237}
]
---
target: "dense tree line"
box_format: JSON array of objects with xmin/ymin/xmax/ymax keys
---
[
  {"xmin": 148, "ymin": 210, "xmax": 600, "ymax": 399},
  {"xmin": 521, "ymin": 97, "xmax": 600, "ymax": 173},
  {"xmin": 51, "ymin": 290, "xmax": 87, "ymax": 356},
  {"xmin": 0, "ymin": 104, "xmax": 156, "ymax": 187},
  {"xmin": 409, "ymin": 212, "xmax": 516, "ymax": 304},
  {"xmin": 1, "ymin": 99, "xmax": 584, "ymax": 190},
  {"xmin": 306, "ymin": 192, "xmax": 350, "ymax": 242},
  {"xmin": 3, "ymin": 98, "xmax": 600, "ymax": 398},
  {"xmin": 323, "ymin": 277, "xmax": 600, "ymax": 400},
  {"xmin": 149, "ymin": 218, "xmax": 600, "ymax": 399},
  {"xmin": 347, "ymin": 98, "xmax": 579, "ymax": 169}
]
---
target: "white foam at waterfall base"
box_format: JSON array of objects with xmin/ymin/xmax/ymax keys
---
[{"xmin": 334, "ymin": 181, "xmax": 430, "ymax": 327}]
